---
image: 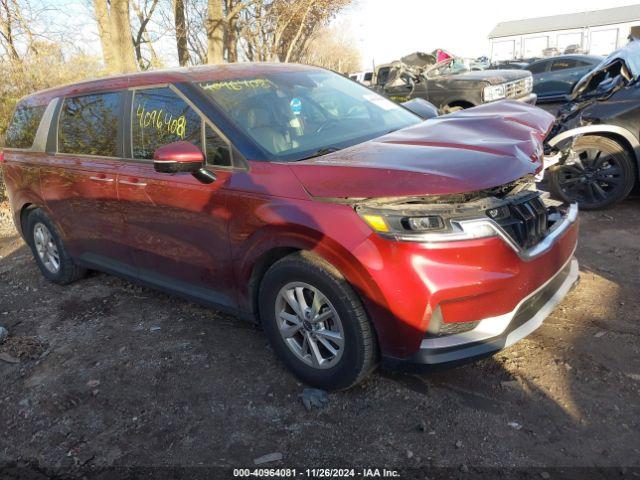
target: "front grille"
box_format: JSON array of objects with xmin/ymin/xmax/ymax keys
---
[
  {"xmin": 504, "ymin": 77, "xmax": 532, "ymax": 99},
  {"xmin": 492, "ymin": 196, "xmax": 549, "ymax": 249}
]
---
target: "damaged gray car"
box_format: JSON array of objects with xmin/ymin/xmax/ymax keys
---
[
  {"xmin": 545, "ymin": 41, "xmax": 640, "ymax": 209},
  {"xmin": 372, "ymin": 51, "xmax": 537, "ymax": 113}
]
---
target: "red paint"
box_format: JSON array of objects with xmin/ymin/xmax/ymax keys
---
[
  {"xmin": 153, "ymin": 141, "xmax": 204, "ymax": 163},
  {"xmin": 290, "ymin": 101, "xmax": 554, "ymax": 199},
  {"xmin": 2, "ymin": 67, "xmax": 577, "ymax": 361}
]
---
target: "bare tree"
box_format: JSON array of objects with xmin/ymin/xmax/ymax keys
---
[
  {"xmin": 93, "ymin": 0, "xmax": 138, "ymax": 73},
  {"xmin": 131, "ymin": 0, "xmax": 160, "ymax": 69},
  {"xmin": 234, "ymin": 0, "xmax": 352, "ymax": 63},
  {"xmin": 0, "ymin": 0, "xmax": 20, "ymax": 60},
  {"xmin": 205, "ymin": 0, "xmax": 254, "ymax": 64},
  {"xmin": 300, "ymin": 24, "xmax": 360, "ymax": 72},
  {"xmin": 173, "ymin": 0, "xmax": 190, "ymax": 65}
]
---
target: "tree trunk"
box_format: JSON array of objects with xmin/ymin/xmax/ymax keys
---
[
  {"xmin": 93, "ymin": 0, "xmax": 137, "ymax": 73},
  {"xmin": 226, "ymin": 14, "xmax": 238, "ymax": 62},
  {"xmin": 173, "ymin": 0, "xmax": 190, "ymax": 66},
  {"xmin": 93, "ymin": 0, "xmax": 114, "ymax": 68},
  {"xmin": 206, "ymin": 0, "xmax": 224, "ymax": 64}
]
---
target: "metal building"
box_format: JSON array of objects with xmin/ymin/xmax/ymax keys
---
[{"xmin": 489, "ymin": 5, "xmax": 640, "ymax": 61}]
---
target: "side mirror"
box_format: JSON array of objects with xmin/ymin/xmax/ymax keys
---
[
  {"xmin": 153, "ymin": 141, "xmax": 204, "ymax": 174},
  {"xmin": 401, "ymin": 98, "xmax": 439, "ymax": 119}
]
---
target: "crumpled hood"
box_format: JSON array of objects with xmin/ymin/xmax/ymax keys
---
[{"xmin": 289, "ymin": 100, "xmax": 555, "ymax": 199}]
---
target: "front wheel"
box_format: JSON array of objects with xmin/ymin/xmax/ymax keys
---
[
  {"xmin": 548, "ymin": 136, "xmax": 636, "ymax": 209},
  {"xmin": 259, "ymin": 252, "xmax": 378, "ymax": 390}
]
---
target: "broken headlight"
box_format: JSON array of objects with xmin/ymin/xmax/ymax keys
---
[{"xmin": 483, "ymin": 84, "xmax": 506, "ymax": 102}]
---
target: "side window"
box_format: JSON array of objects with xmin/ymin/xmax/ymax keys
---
[
  {"xmin": 527, "ymin": 61, "xmax": 549, "ymax": 74},
  {"xmin": 205, "ymin": 125, "xmax": 231, "ymax": 167},
  {"xmin": 132, "ymin": 87, "xmax": 201, "ymax": 160},
  {"xmin": 58, "ymin": 93, "xmax": 120, "ymax": 156},
  {"xmin": 551, "ymin": 59, "xmax": 578, "ymax": 71},
  {"xmin": 5, "ymin": 104, "xmax": 47, "ymax": 149},
  {"xmin": 377, "ymin": 67, "xmax": 390, "ymax": 85}
]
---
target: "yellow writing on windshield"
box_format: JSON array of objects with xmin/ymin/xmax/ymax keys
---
[
  {"xmin": 201, "ymin": 79, "xmax": 271, "ymax": 92},
  {"xmin": 136, "ymin": 104, "xmax": 187, "ymax": 139}
]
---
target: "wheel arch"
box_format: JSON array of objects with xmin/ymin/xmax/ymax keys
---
[
  {"xmin": 548, "ymin": 125, "xmax": 640, "ymax": 173},
  {"xmin": 19, "ymin": 203, "xmax": 38, "ymax": 239},
  {"xmin": 446, "ymin": 99, "xmax": 475, "ymax": 110},
  {"xmin": 238, "ymin": 228, "xmax": 385, "ymax": 336}
]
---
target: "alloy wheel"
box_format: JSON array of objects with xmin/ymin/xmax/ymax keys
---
[
  {"xmin": 33, "ymin": 223, "xmax": 60, "ymax": 274},
  {"xmin": 275, "ymin": 282, "xmax": 345, "ymax": 369},
  {"xmin": 556, "ymin": 147, "xmax": 624, "ymax": 206}
]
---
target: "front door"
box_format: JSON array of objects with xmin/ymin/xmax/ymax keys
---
[{"xmin": 117, "ymin": 86, "xmax": 237, "ymax": 308}]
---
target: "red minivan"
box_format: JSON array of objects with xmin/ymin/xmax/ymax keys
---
[{"xmin": 1, "ymin": 64, "xmax": 579, "ymax": 389}]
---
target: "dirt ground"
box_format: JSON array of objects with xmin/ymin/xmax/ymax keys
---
[{"xmin": 1, "ymin": 197, "xmax": 639, "ymax": 478}]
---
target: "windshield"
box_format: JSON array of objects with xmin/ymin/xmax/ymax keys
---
[{"xmin": 198, "ymin": 69, "xmax": 421, "ymax": 161}]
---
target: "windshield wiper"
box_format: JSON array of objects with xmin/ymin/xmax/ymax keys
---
[{"xmin": 298, "ymin": 147, "xmax": 341, "ymax": 161}]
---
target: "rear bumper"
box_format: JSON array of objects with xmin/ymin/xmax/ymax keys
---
[{"xmin": 395, "ymin": 256, "xmax": 579, "ymax": 365}]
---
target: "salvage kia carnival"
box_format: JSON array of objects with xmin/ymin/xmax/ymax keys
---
[{"xmin": 1, "ymin": 64, "xmax": 580, "ymax": 389}]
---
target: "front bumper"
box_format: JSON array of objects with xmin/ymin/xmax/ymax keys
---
[
  {"xmin": 354, "ymin": 200, "xmax": 579, "ymax": 361},
  {"xmin": 401, "ymin": 256, "xmax": 579, "ymax": 365}
]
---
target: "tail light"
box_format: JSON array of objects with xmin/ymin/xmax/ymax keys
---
[{"xmin": 0, "ymin": 150, "xmax": 4, "ymax": 163}]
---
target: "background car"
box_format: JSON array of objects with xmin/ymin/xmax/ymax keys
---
[
  {"xmin": 527, "ymin": 54, "xmax": 603, "ymax": 104},
  {"xmin": 545, "ymin": 42, "xmax": 640, "ymax": 209}
]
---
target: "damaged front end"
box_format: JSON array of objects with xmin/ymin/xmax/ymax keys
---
[
  {"xmin": 355, "ymin": 176, "xmax": 577, "ymax": 260},
  {"xmin": 544, "ymin": 41, "xmax": 640, "ymax": 208}
]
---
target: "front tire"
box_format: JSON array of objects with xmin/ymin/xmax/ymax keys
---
[
  {"xmin": 259, "ymin": 252, "xmax": 378, "ymax": 390},
  {"xmin": 26, "ymin": 209, "xmax": 86, "ymax": 284},
  {"xmin": 548, "ymin": 136, "xmax": 636, "ymax": 209}
]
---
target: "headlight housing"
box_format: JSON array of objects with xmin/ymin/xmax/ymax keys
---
[
  {"xmin": 483, "ymin": 84, "xmax": 506, "ymax": 102},
  {"xmin": 358, "ymin": 209, "xmax": 498, "ymax": 243},
  {"xmin": 524, "ymin": 75, "xmax": 533, "ymax": 93}
]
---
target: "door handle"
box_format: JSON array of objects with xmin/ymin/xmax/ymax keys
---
[
  {"xmin": 90, "ymin": 176, "xmax": 114, "ymax": 183},
  {"xmin": 118, "ymin": 179, "xmax": 147, "ymax": 187}
]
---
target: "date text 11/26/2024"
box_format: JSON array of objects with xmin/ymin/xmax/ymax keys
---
[{"xmin": 233, "ymin": 468, "xmax": 401, "ymax": 478}]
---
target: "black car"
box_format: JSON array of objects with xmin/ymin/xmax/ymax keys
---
[
  {"xmin": 373, "ymin": 52, "xmax": 536, "ymax": 113},
  {"xmin": 527, "ymin": 54, "xmax": 603, "ymax": 104},
  {"xmin": 544, "ymin": 43, "xmax": 640, "ymax": 209}
]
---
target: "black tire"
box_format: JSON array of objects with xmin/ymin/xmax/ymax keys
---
[
  {"xmin": 26, "ymin": 209, "xmax": 86, "ymax": 284},
  {"xmin": 548, "ymin": 136, "xmax": 636, "ymax": 209},
  {"xmin": 258, "ymin": 252, "xmax": 378, "ymax": 390}
]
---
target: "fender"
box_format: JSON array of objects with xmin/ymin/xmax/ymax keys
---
[
  {"xmin": 547, "ymin": 124, "xmax": 640, "ymax": 165},
  {"xmin": 232, "ymin": 222, "xmax": 393, "ymax": 349}
]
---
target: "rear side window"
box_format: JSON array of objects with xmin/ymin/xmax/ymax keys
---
[
  {"xmin": 132, "ymin": 87, "xmax": 201, "ymax": 160},
  {"xmin": 527, "ymin": 61, "xmax": 549, "ymax": 74},
  {"xmin": 58, "ymin": 93, "xmax": 121, "ymax": 156},
  {"xmin": 550, "ymin": 59, "xmax": 578, "ymax": 71},
  {"xmin": 5, "ymin": 104, "xmax": 46, "ymax": 149}
]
